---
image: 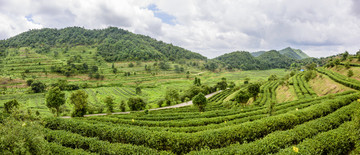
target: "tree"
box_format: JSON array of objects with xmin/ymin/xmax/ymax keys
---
[
  {"xmin": 104, "ymin": 96, "xmax": 114, "ymax": 113},
  {"xmin": 192, "ymin": 93, "xmax": 207, "ymax": 112},
  {"xmin": 235, "ymin": 90, "xmax": 250, "ymax": 104},
  {"xmin": 30, "ymin": 81, "xmax": 46, "ymax": 93},
  {"xmin": 342, "ymin": 51, "xmax": 349, "ymax": 61},
  {"xmin": 193, "ymin": 77, "xmax": 201, "ymax": 86},
  {"xmin": 345, "ymin": 62, "xmax": 350, "ymax": 69},
  {"xmin": 26, "ymin": 79, "xmax": 34, "ymax": 86},
  {"xmin": 45, "ymin": 87, "xmax": 65, "ymax": 117},
  {"xmin": 268, "ymin": 74, "xmax": 278, "ymax": 81},
  {"xmin": 136, "ymin": 86, "xmax": 141, "ymax": 94},
  {"xmin": 159, "ymin": 61, "xmax": 171, "ymax": 70},
  {"xmin": 127, "ymin": 97, "xmax": 146, "ymax": 111},
  {"xmin": 216, "ymin": 78, "xmax": 227, "ymax": 90},
  {"xmin": 244, "ymin": 77, "xmax": 250, "ymax": 84},
  {"xmin": 120, "ymin": 100, "xmax": 126, "ymax": 112},
  {"xmin": 4, "ymin": 99, "xmax": 19, "ymax": 114},
  {"xmin": 112, "ymin": 68, "xmax": 117, "ymax": 74},
  {"xmin": 228, "ymin": 82, "xmax": 235, "ymax": 89},
  {"xmin": 348, "ymin": 70, "xmax": 354, "ymax": 77},
  {"xmin": 70, "ymin": 90, "xmax": 88, "ymax": 117},
  {"xmin": 248, "ymin": 83, "xmax": 260, "ymax": 101},
  {"xmin": 305, "ymin": 62, "xmax": 317, "ymax": 70},
  {"xmin": 128, "ymin": 62, "xmax": 134, "ymax": 67},
  {"xmin": 165, "ymin": 88, "xmax": 179, "ymax": 104}
]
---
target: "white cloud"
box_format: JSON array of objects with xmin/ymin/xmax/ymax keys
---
[{"xmin": 0, "ymin": 0, "xmax": 360, "ymax": 58}]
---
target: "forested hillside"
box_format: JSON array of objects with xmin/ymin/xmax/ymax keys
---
[
  {"xmin": 0, "ymin": 27, "xmax": 206, "ymax": 61},
  {"xmin": 215, "ymin": 50, "xmax": 313, "ymax": 70}
]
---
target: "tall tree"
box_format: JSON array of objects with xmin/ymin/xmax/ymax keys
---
[
  {"xmin": 104, "ymin": 96, "xmax": 114, "ymax": 113},
  {"xmin": 45, "ymin": 87, "xmax": 65, "ymax": 117},
  {"xmin": 70, "ymin": 90, "xmax": 88, "ymax": 117},
  {"xmin": 248, "ymin": 83, "xmax": 260, "ymax": 101},
  {"xmin": 192, "ymin": 93, "xmax": 207, "ymax": 112}
]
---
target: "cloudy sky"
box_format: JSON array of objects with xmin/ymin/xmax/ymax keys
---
[{"xmin": 0, "ymin": 0, "xmax": 360, "ymax": 58}]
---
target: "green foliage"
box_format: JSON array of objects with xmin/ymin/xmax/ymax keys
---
[
  {"xmin": 4, "ymin": 99, "xmax": 19, "ymax": 114},
  {"xmin": 104, "ymin": 96, "xmax": 114, "ymax": 113},
  {"xmin": 44, "ymin": 93, "xmax": 360, "ymax": 154},
  {"xmin": 45, "ymin": 87, "xmax": 65, "ymax": 117},
  {"xmin": 70, "ymin": 90, "xmax": 88, "ymax": 117},
  {"xmin": 3, "ymin": 27, "xmax": 206, "ymax": 61},
  {"xmin": 235, "ymin": 90, "xmax": 250, "ymax": 104},
  {"xmin": 204, "ymin": 60, "xmax": 219, "ymax": 71},
  {"xmin": 228, "ymin": 82, "xmax": 235, "ymax": 89},
  {"xmin": 136, "ymin": 86, "xmax": 142, "ymax": 95},
  {"xmin": 348, "ymin": 70, "xmax": 354, "ymax": 77},
  {"xmin": 268, "ymin": 74, "xmax": 278, "ymax": 81},
  {"xmin": 216, "ymin": 78, "xmax": 227, "ymax": 90},
  {"xmin": 194, "ymin": 77, "xmax": 201, "ymax": 86},
  {"xmin": 0, "ymin": 118, "xmax": 50, "ymax": 155},
  {"xmin": 248, "ymin": 83, "xmax": 260, "ymax": 100},
  {"xmin": 342, "ymin": 51, "xmax": 349, "ymax": 61},
  {"xmin": 244, "ymin": 77, "xmax": 250, "ymax": 84},
  {"xmin": 120, "ymin": 100, "xmax": 126, "ymax": 112},
  {"xmin": 345, "ymin": 61, "xmax": 351, "ymax": 69},
  {"xmin": 127, "ymin": 97, "xmax": 146, "ymax": 111},
  {"xmin": 30, "ymin": 81, "xmax": 46, "ymax": 93},
  {"xmin": 304, "ymin": 70, "xmax": 317, "ymax": 82},
  {"xmin": 26, "ymin": 79, "xmax": 34, "ymax": 86},
  {"xmin": 192, "ymin": 93, "xmax": 207, "ymax": 112},
  {"xmin": 157, "ymin": 99, "xmax": 165, "ymax": 107},
  {"xmin": 305, "ymin": 62, "xmax": 317, "ymax": 70},
  {"xmin": 165, "ymin": 88, "xmax": 179, "ymax": 104},
  {"xmin": 159, "ymin": 61, "xmax": 171, "ymax": 70},
  {"xmin": 128, "ymin": 62, "xmax": 134, "ymax": 67},
  {"xmin": 317, "ymin": 68, "xmax": 360, "ymax": 90},
  {"xmin": 215, "ymin": 51, "xmax": 263, "ymax": 70}
]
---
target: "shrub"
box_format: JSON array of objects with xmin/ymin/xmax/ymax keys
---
[
  {"xmin": 193, "ymin": 93, "xmax": 207, "ymax": 112},
  {"xmin": 30, "ymin": 81, "xmax": 46, "ymax": 93},
  {"xmin": 4, "ymin": 99, "xmax": 19, "ymax": 114},
  {"xmin": 127, "ymin": 97, "xmax": 146, "ymax": 111}
]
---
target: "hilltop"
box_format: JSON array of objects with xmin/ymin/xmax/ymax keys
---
[
  {"xmin": 0, "ymin": 27, "xmax": 206, "ymax": 61},
  {"xmin": 251, "ymin": 47, "xmax": 309, "ymax": 60},
  {"xmin": 215, "ymin": 49, "xmax": 314, "ymax": 70}
]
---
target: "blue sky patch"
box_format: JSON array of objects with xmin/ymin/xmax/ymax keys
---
[
  {"xmin": 25, "ymin": 14, "xmax": 34, "ymax": 22},
  {"xmin": 148, "ymin": 4, "xmax": 176, "ymax": 25}
]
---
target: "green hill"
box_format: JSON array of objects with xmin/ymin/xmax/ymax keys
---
[
  {"xmin": 256, "ymin": 50, "xmax": 294, "ymax": 69},
  {"xmin": 279, "ymin": 47, "xmax": 309, "ymax": 59},
  {"xmin": 215, "ymin": 51, "xmax": 265, "ymax": 70},
  {"xmin": 0, "ymin": 27, "xmax": 206, "ymax": 61}
]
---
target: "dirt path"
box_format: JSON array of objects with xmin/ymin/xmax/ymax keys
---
[{"xmin": 62, "ymin": 90, "xmax": 222, "ymax": 118}]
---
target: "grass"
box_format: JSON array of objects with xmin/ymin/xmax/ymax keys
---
[
  {"xmin": 276, "ymin": 84, "xmax": 297, "ymax": 103},
  {"xmin": 308, "ymin": 73, "xmax": 353, "ymax": 96}
]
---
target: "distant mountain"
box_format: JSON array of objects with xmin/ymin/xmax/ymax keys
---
[
  {"xmin": 279, "ymin": 47, "xmax": 309, "ymax": 60},
  {"xmin": 1, "ymin": 27, "xmax": 207, "ymax": 61},
  {"xmin": 251, "ymin": 47, "xmax": 309, "ymax": 60},
  {"xmin": 215, "ymin": 50, "xmax": 299, "ymax": 70}
]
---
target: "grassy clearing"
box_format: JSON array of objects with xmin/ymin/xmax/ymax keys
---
[
  {"xmin": 309, "ymin": 74, "xmax": 353, "ymax": 96},
  {"xmin": 276, "ymin": 84, "xmax": 297, "ymax": 103},
  {"xmin": 329, "ymin": 65, "xmax": 360, "ymax": 81}
]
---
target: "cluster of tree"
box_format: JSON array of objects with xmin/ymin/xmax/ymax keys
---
[
  {"xmin": 234, "ymin": 83, "xmax": 261, "ymax": 105},
  {"xmin": 1, "ymin": 27, "xmax": 207, "ymax": 61},
  {"xmin": 50, "ymin": 61, "xmax": 104, "ymax": 79}
]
